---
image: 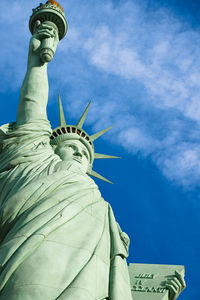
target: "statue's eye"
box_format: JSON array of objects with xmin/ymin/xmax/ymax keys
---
[{"xmin": 68, "ymin": 145, "xmax": 77, "ymax": 151}]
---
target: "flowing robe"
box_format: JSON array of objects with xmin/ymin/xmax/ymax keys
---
[{"xmin": 0, "ymin": 120, "xmax": 132, "ymax": 300}]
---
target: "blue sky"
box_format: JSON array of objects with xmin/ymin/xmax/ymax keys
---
[{"xmin": 0, "ymin": 0, "xmax": 200, "ymax": 298}]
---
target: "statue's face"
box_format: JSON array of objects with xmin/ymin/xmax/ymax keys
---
[{"xmin": 55, "ymin": 140, "xmax": 90, "ymax": 173}]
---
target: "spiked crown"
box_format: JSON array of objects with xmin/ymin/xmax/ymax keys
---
[{"xmin": 50, "ymin": 96, "xmax": 119, "ymax": 183}]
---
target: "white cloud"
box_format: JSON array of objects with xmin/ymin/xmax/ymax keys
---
[
  {"xmin": 157, "ymin": 143, "xmax": 200, "ymax": 186},
  {"xmin": 66, "ymin": 1, "xmax": 200, "ymax": 187}
]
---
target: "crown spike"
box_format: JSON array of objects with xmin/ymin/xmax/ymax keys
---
[
  {"xmin": 90, "ymin": 126, "xmax": 112, "ymax": 142},
  {"xmin": 94, "ymin": 153, "xmax": 121, "ymax": 159},
  {"xmin": 76, "ymin": 101, "xmax": 91, "ymax": 129},
  {"xmin": 88, "ymin": 170, "xmax": 113, "ymax": 184},
  {"xmin": 58, "ymin": 94, "xmax": 67, "ymax": 126}
]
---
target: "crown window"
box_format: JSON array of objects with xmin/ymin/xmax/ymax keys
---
[{"xmin": 57, "ymin": 129, "xmax": 62, "ymax": 135}]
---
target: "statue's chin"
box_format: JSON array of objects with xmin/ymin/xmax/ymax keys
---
[{"xmin": 57, "ymin": 159, "xmax": 87, "ymax": 174}]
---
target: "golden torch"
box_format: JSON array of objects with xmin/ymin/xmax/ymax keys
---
[{"xmin": 29, "ymin": 0, "xmax": 67, "ymax": 63}]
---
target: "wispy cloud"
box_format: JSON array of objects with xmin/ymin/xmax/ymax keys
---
[{"xmin": 1, "ymin": 0, "xmax": 200, "ymax": 188}]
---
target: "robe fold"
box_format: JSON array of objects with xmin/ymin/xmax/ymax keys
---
[{"xmin": 0, "ymin": 121, "xmax": 132, "ymax": 300}]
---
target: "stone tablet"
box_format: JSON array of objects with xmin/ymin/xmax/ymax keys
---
[{"xmin": 128, "ymin": 263, "xmax": 185, "ymax": 300}]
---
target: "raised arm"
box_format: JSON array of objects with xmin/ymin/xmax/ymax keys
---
[{"xmin": 17, "ymin": 21, "xmax": 59, "ymax": 125}]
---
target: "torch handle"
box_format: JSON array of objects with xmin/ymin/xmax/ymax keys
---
[
  {"xmin": 40, "ymin": 37, "xmax": 55, "ymax": 63},
  {"xmin": 39, "ymin": 21, "xmax": 59, "ymax": 63}
]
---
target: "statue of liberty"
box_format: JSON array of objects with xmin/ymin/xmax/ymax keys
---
[
  {"xmin": 0, "ymin": 1, "xmax": 186, "ymax": 299},
  {"xmin": 0, "ymin": 1, "xmax": 132, "ymax": 299}
]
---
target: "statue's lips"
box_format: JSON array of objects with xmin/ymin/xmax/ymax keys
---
[{"xmin": 73, "ymin": 157, "xmax": 82, "ymax": 164}]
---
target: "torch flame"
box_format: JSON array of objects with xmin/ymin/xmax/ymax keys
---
[{"xmin": 46, "ymin": 0, "xmax": 63, "ymax": 11}]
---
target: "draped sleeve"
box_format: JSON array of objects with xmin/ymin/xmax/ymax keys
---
[{"xmin": 0, "ymin": 120, "xmax": 54, "ymax": 172}]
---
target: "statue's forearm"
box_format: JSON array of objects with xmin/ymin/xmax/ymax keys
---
[
  {"xmin": 17, "ymin": 63, "xmax": 49, "ymax": 125},
  {"xmin": 17, "ymin": 20, "xmax": 60, "ymax": 126}
]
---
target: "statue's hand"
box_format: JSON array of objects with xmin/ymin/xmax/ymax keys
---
[
  {"xmin": 162, "ymin": 270, "xmax": 186, "ymax": 300},
  {"xmin": 28, "ymin": 20, "xmax": 59, "ymax": 67}
]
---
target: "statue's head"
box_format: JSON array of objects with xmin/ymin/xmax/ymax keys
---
[
  {"xmin": 50, "ymin": 96, "xmax": 119, "ymax": 183},
  {"xmin": 54, "ymin": 140, "xmax": 90, "ymax": 173}
]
